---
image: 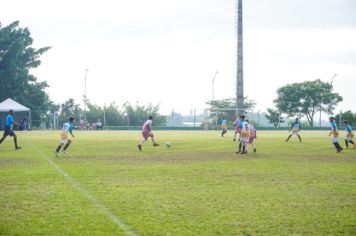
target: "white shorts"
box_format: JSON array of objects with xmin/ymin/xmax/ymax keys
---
[
  {"xmin": 345, "ymin": 136, "xmax": 353, "ymax": 142},
  {"xmin": 290, "ymin": 128, "xmax": 300, "ymax": 136},
  {"xmin": 332, "ymin": 137, "xmax": 339, "ymax": 143}
]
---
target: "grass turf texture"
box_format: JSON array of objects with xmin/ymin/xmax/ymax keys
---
[{"xmin": 0, "ymin": 131, "xmax": 355, "ymax": 235}]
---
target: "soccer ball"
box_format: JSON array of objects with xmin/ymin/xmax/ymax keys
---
[{"xmin": 165, "ymin": 142, "xmax": 172, "ymax": 148}]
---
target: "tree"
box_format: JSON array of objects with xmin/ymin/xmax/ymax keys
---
[
  {"xmin": 57, "ymin": 99, "xmax": 82, "ymax": 126},
  {"xmin": 86, "ymin": 101, "xmax": 103, "ymax": 124},
  {"xmin": 0, "ymin": 21, "xmax": 52, "ymax": 126},
  {"xmin": 166, "ymin": 112, "xmax": 184, "ymax": 127},
  {"xmin": 336, "ymin": 110, "xmax": 356, "ymax": 126},
  {"xmin": 206, "ymin": 97, "xmax": 256, "ymax": 124},
  {"xmin": 273, "ymin": 79, "xmax": 342, "ymax": 126},
  {"xmin": 104, "ymin": 102, "xmax": 126, "ymax": 126},
  {"xmin": 265, "ymin": 108, "xmax": 284, "ymax": 127},
  {"xmin": 123, "ymin": 102, "xmax": 167, "ymax": 126}
]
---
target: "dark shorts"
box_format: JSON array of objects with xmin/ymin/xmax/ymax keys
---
[{"xmin": 2, "ymin": 126, "xmax": 15, "ymax": 137}]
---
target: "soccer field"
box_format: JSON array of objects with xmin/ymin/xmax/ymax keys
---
[{"xmin": 0, "ymin": 130, "xmax": 355, "ymax": 235}]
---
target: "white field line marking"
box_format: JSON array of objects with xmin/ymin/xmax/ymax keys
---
[{"xmin": 29, "ymin": 143, "xmax": 138, "ymax": 236}]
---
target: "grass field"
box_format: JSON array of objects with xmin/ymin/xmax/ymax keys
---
[{"xmin": 0, "ymin": 130, "xmax": 355, "ymax": 235}]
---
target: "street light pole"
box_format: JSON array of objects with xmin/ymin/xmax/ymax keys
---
[
  {"xmin": 84, "ymin": 69, "xmax": 89, "ymax": 124},
  {"xmin": 212, "ymin": 71, "xmax": 218, "ymax": 101}
]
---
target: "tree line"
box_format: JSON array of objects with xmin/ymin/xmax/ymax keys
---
[{"xmin": 56, "ymin": 99, "xmax": 167, "ymax": 127}]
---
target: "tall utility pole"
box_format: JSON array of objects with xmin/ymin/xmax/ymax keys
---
[
  {"xmin": 212, "ymin": 71, "xmax": 218, "ymax": 101},
  {"xmin": 84, "ymin": 69, "xmax": 89, "ymax": 123},
  {"xmin": 236, "ymin": 0, "xmax": 244, "ymax": 114}
]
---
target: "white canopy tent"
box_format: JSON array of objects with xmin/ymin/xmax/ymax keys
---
[{"xmin": 0, "ymin": 98, "xmax": 31, "ymax": 130}]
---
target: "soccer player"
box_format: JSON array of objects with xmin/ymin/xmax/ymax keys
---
[
  {"xmin": 329, "ymin": 116, "xmax": 343, "ymax": 153},
  {"xmin": 54, "ymin": 116, "xmax": 75, "ymax": 156},
  {"xmin": 285, "ymin": 117, "xmax": 302, "ymax": 142},
  {"xmin": 220, "ymin": 118, "xmax": 228, "ymax": 137},
  {"xmin": 0, "ymin": 110, "xmax": 22, "ymax": 150},
  {"xmin": 342, "ymin": 120, "xmax": 355, "ymax": 149},
  {"xmin": 138, "ymin": 116, "xmax": 159, "ymax": 151},
  {"xmin": 237, "ymin": 115, "xmax": 250, "ymax": 154},
  {"xmin": 233, "ymin": 115, "xmax": 242, "ymax": 152},
  {"xmin": 246, "ymin": 119, "xmax": 257, "ymax": 152}
]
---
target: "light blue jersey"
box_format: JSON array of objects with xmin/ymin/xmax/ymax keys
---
[
  {"xmin": 330, "ymin": 120, "xmax": 337, "ymax": 130},
  {"xmin": 5, "ymin": 114, "xmax": 14, "ymax": 127},
  {"xmin": 345, "ymin": 125, "xmax": 352, "ymax": 132},
  {"xmin": 291, "ymin": 122, "xmax": 300, "ymax": 129},
  {"xmin": 240, "ymin": 120, "xmax": 249, "ymax": 130}
]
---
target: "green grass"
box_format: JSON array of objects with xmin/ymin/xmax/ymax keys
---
[{"xmin": 0, "ymin": 130, "xmax": 355, "ymax": 235}]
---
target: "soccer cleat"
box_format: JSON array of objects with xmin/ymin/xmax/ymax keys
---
[
  {"xmin": 253, "ymin": 148, "xmax": 256, "ymax": 153},
  {"xmin": 240, "ymin": 151, "xmax": 248, "ymax": 154},
  {"xmin": 153, "ymin": 143, "xmax": 160, "ymax": 147},
  {"xmin": 138, "ymin": 144, "xmax": 142, "ymax": 151},
  {"xmin": 236, "ymin": 150, "xmax": 240, "ymax": 154},
  {"xmin": 54, "ymin": 151, "xmax": 59, "ymax": 157},
  {"xmin": 15, "ymin": 146, "xmax": 22, "ymax": 150}
]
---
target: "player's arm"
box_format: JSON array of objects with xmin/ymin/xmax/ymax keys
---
[
  {"xmin": 329, "ymin": 126, "xmax": 336, "ymax": 136},
  {"xmin": 69, "ymin": 127, "xmax": 75, "ymax": 138},
  {"xmin": 289, "ymin": 123, "xmax": 293, "ymax": 132}
]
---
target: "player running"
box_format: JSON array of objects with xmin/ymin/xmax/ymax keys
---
[
  {"xmin": 342, "ymin": 120, "xmax": 355, "ymax": 149},
  {"xmin": 286, "ymin": 117, "xmax": 302, "ymax": 142},
  {"xmin": 329, "ymin": 116, "xmax": 343, "ymax": 153},
  {"xmin": 220, "ymin": 118, "xmax": 228, "ymax": 137},
  {"xmin": 138, "ymin": 116, "xmax": 159, "ymax": 151},
  {"xmin": 233, "ymin": 115, "xmax": 242, "ymax": 152},
  {"xmin": 246, "ymin": 119, "xmax": 257, "ymax": 152},
  {"xmin": 54, "ymin": 116, "xmax": 75, "ymax": 157},
  {"xmin": 237, "ymin": 115, "xmax": 250, "ymax": 154},
  {"xmin": 0, "ymin": 110, "xmax": 22, "ymax": 150}
]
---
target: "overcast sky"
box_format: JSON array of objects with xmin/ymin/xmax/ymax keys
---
[{"xmin": 1, "ymin": 0, "xmax": 355, "ymax": 116}]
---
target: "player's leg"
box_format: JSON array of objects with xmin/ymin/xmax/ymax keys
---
[
  {"xmin": 252, "ymin": 140, "xmax": 256, "ymax": 152},
  {"xmin": 0, "ymin": 128, "xmax": 10, "ymax": 144},
  {"xmin": 345, "ymin": 137, "xmax": 349, "ymax": 148},
  {"xmin": 285, "ymin": 134, "xmax": 292, "ymax": 142},
  {"xmin": 55, "ymin": 137, "xmax": 66, "ymax": 156},
  {"xmin": 297, "ymin": 134, "xmax": 302, "ymax": 142},
  {"xmin": 241, "ymin": 141, "xmax": 248, "ymax": 154},
  {"xmin": 236, "ymin": 141, "xmax": 242, "ymax": 153},
  {"xmin": 11, "ymin": 132, "xmax": 21, "ymax": 149},
  {"xmin": 55, "ymin": 143, "xmax": 63, "ymax": 156},
  {"xmin": 151, "ymin": 134, "xmax": 159, "ymax": 146},
  {"xmin": 332, "ymin": 136, "xmax": 343, "ymax": 152},
  {"xmin": 222, "ymin": 129, "xmax": 227, "ymax": 137},
  {"xmin": 62, "ymin": 139, "xmax": 72, "ymax": 154},
  {"xmin": 334, "ymin": 142, "xmax": 343, "ymax": 152}
]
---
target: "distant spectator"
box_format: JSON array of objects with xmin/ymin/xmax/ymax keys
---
[
  {"xmin": 96, "ymin": 119, "xmax": 103, "ymax": 130},
  {"xmin": 22, "ymin": 116, "xmax": 28, "ymax": 131},
  {"xmin": 80, "ymin": 118, "xmax": 85, "ymax": 130}
]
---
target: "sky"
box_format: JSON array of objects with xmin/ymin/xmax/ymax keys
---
[{"xmin": 1, "ymin": 0, "xmax": 355, "ymax": 116}]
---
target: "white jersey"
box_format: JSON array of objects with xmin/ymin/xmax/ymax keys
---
[
  {"xmin": 142, "ymin": 119, "xmax": 152, "ymax": 132},
  {"xmin": 61, "ymin": 122, "xmax": 73, "ymax": 133}
]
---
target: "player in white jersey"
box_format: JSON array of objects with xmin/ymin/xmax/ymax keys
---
[
  {"xmin": 138, "ymin": 116, "xmax": 159, "ymax": 151},
  {"xmin": 238, "ymin": 115, "xmax": 250, "ymax": 154},
  {"xmin": 286, "ymin": 118, "xmax": 302, "ymax": 142},
  {"xmin": 55, "ymin": 116, "xmax": 75, "ymax": 156}
]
